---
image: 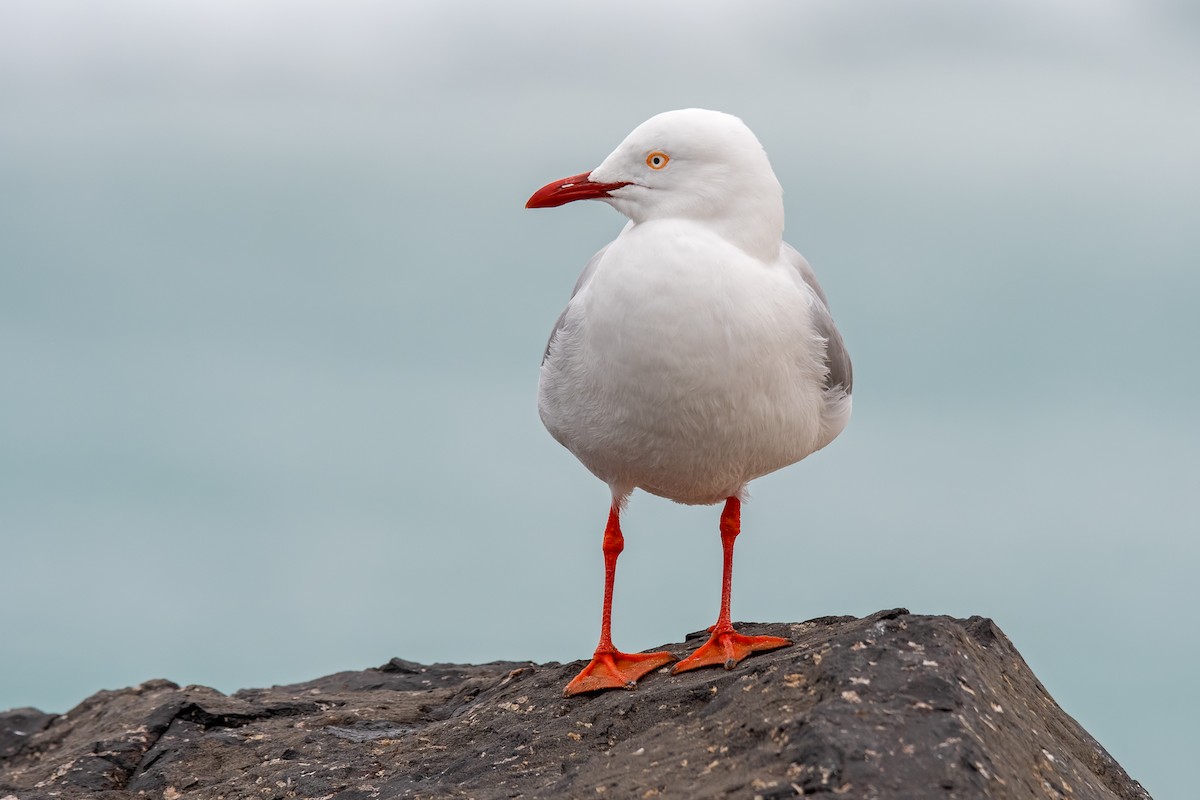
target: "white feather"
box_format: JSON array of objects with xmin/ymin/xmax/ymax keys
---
[{"xmin": 537, "ymin": 109, "xmax": 852, "ymax": 506}]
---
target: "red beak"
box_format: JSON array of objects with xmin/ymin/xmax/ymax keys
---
[{"xmin": 525, "ymin": 171, "xmax": 631, "ymax": 209}]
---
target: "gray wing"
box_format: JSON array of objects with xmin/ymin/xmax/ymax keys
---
[
  {"xmin": 542, "ymin": 244, "xmax": 610, "ymax": 365},
  {"xmin": 783, "ymin": 243, "xmax": 853, "ymax": 394}
]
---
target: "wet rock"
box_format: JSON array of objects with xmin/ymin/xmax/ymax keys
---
[{"xmin": 0, "ymin": 610, "xmax": 1151, "ymax": 799}]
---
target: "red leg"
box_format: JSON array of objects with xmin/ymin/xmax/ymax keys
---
[
  {"xmin": 564, "ymin": 504, "xmax": 675, "ymax": 697},
  {"xmin": 672, "ymin": 497, "xmax": 791, "ymax": 674}
]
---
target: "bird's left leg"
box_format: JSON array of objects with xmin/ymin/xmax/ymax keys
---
[
  {"xmin": 672, "ymin": 496, "xmax": 791, "ymax": 673},
  {"xmin": 564, "ymin": 503, "xmax": 675, "ymax": 697}
]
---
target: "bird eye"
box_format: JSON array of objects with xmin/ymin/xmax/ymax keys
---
[{"xmin": 646, "ymin": 151, "xmax": 670, "ymax": 170}]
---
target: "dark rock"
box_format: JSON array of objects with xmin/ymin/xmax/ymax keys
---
[
  {"xmin": 0, "ymin": 610, "xmax": 1152, "ymax": 799},
  {"xmin": 0, "ymin": 709, "xmax": 56, "ymax": 761}
]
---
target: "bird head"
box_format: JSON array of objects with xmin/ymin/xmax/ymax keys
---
[{"xmin": 527, "ymin": 109, "xmax": 785, "ymax": 261}]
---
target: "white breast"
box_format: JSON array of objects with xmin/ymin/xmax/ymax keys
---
[{"xmin": 539, "ymin": 220, "xmax": 841, "ymax": 505}]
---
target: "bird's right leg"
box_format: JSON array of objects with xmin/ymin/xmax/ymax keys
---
[
  {"xmin": 672, "ymin": 496, "xmax": 791, "ymax": 674},
  {"xmin": 563, "ymin": 504, "xmax": 675, "ymax": 697}
]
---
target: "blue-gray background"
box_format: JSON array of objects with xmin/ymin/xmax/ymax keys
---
[{"xmin": 2, "ymin": 2, "xmax": 1196, "ymax": 796}]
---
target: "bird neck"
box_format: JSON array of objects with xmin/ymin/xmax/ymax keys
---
[
  {"xmin": 622, "ymin": 189, "xmax": 784, "ymax": 263},
  {"xmin": 689, "ymin": 170, "xmax": 785, "ymax": 262},
  {"xmin": 705, "ymin": 203, "xmax": 784, "ymax": 263}
]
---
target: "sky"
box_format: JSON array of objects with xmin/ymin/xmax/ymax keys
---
[{"xmin": 2, "ymin": 1, "xmax": 1197, "ymax": 796}]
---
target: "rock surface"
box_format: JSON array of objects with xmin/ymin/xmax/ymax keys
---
[{"xmin": 1, "ymin": 610, "xmax": 1151, "ymax": 799}]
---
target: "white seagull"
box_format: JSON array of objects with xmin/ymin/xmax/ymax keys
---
[{"xmin": 526, "ymin": 109, "xmax": 853, "ymax": 697}]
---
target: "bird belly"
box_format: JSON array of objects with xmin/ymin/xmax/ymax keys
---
[{"xmin": 539, "ymin": 227, "xmax": 831, "ymax": 505}]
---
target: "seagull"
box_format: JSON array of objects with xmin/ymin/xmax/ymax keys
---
[{"xmin": 526, "ymin": 109, "xmax": 853, "ymax": 697}]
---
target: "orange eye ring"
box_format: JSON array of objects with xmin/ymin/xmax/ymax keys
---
[{"xmin": 646, "ymin": 151, "xmax": 670, "ymax": 170}]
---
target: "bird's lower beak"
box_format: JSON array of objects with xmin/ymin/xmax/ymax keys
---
[{"xmin": 525, "ymin": 172, "xmax": 631, "ymax": 209}]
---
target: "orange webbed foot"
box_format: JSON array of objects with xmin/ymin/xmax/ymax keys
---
[
  {"xmin": 564, "ymin": 649, "xmax": 676, "ymax": 697},
  {"xmin": 671, "ymin": 628, "xmax": 791, "ymax": 674}
]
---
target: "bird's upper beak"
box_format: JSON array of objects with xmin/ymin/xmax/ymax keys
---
[{"xmin": 525, "ymin": 171, "xmax": 631, "ymax": 209}]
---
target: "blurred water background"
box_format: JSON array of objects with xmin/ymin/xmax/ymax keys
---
[{"xmin": 2, "ymin": 2, "xmax": 1197, "ymax": 796}]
